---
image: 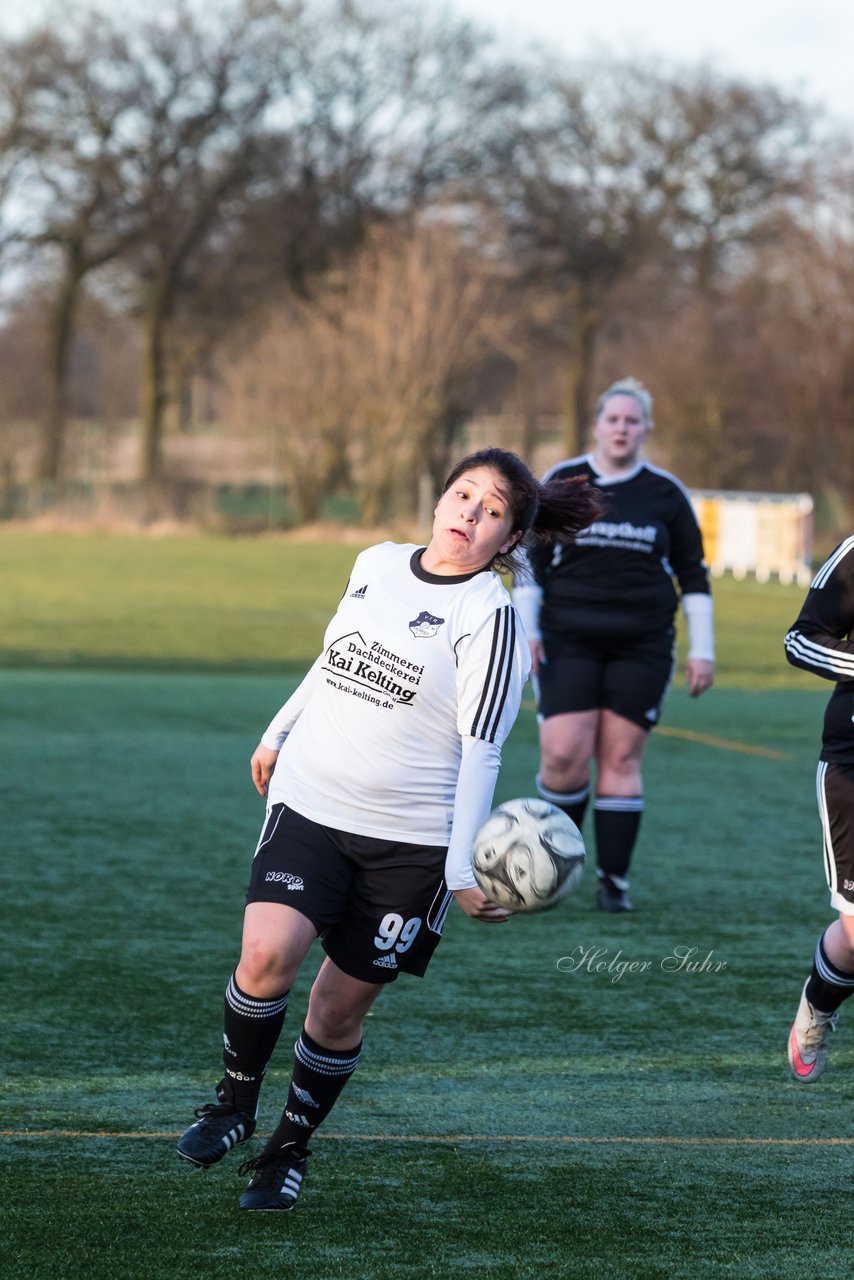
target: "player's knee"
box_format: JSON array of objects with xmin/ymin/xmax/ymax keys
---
[
  {"xmin": 608, "ymin": 754, "xmax": 641, "ymax": 781},
  {"xmin": 307, "ymin": 984, "xmax": 369, "ymax": 1044},
  {"xmin": 541, "ymin": 741, "xmax": 587, "ymax": 787},
  {"xmin": 307, "ymin": 999, "xmax": 362, "ymax": 1045},
  {"xmin": 236, "ymin": 942, "xmax": 294, "ymax": 996},
  {"xmin": 599, "ymin": 741, "xmax": 644, "ymax": 784}
]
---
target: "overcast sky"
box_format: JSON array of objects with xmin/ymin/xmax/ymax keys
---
[{"xmin": 448, "ymin": 0, "xmax": 854, "ymax": 125}]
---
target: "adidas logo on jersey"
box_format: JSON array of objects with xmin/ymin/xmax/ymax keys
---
[
  {"xmin": 372, "ymin": 953, "xmax": 399, "ymax": 970},
  {"xmin": 350, "ymin": 584, "xmax": 368, "ymax": 598}
]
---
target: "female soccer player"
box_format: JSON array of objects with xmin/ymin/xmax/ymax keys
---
[
  {"xmin": 784, "ymin": 535, "xmax": 854, "ymax": 1081},
  {"xmin": 513, "ymin": 377, "xmax": 714, "ymax": 912},
  {"xmin": 176, "ymin": 447, "xmax": 601, "ymax": 1210}
]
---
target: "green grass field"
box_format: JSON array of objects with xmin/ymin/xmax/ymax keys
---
[{"xmin": 2, "ymin": 532, "xmax": 850, "ymax": 1280}]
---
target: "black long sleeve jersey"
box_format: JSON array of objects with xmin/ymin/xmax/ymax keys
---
[
  {"xmin": 784, "ymin": 535, "xmax": 854, "ymax": 764},
  {"xmin": 529, "ymin": 456, "xmax": 711, "ymax": 639}
]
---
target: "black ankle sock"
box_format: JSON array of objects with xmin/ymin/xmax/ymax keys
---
[
  {"xmin": 805, "ymin": 932, "xmax": 854, "ymax": 1013},
  {"xmin": 536, "ymin": 776, "xmax": 590, "ymax": 829},
  {"xmin": 221, "ymin": 971, "xmax": 289, "ymax": 1114},
  {"xmin": 266, "ymin": 1027, "xmax": 361, "ymax": 1151},
  {"xmin": 593, "ymin": 796, "xmax": 643, "ymax": 879}
]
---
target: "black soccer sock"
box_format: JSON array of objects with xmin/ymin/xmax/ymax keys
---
[
  {"xmin": 220, "ymin": 970, "xmax": 289, "ymax": 1116},
  {"xmin": 265, "ymin": 1027, "xmax": 362, "ymax": 1153},
  {"xmin": 536, "ymin": 775, "xmax": 590, "ymax": 829},
  {"xmin": 805, "ymin": 932, "xmax": 854, "ymax": 1013},
  {"xmin": 593, "ymin": 796, "xmax": 644, "ymax": 882}
]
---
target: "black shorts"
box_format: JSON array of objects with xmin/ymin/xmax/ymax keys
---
[
  {"xmin": 816, "ymin": 761, "xmax": 854, "ymax": 916},
  {"xmin": 246, "ymin": 803, "xmax": 453, "ymax": 984},
  {"xmin": 538, "ymin": 628, "xmax": 675, "ymax": 732}
]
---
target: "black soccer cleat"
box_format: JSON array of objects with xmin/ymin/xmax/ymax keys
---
[
  {"xmin": 238, "ymin": 1142, "xmax": 311, "ymax": 1211},
  {"xmin": 177, "ymin": 1102, "xmax": 257, "ymax": 1168},
  {"xmin": 596, "ymin": 874, "xmax": 633, "ymax": 913}
]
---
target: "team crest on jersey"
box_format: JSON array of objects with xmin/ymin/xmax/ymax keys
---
[
  {"xmin": 409, "ymin": 611, "xmax": 445, "ymax": 638},
  {"xmin": 349, "ymin": 584, "xmax": 368, "ymax": 598}
]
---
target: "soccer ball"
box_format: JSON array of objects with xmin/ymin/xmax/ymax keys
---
[{"xmin": 471, "ymin": 797, "xmax": 585, "ymax": 913}]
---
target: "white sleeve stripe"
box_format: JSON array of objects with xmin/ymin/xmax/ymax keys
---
[
  {"xmin": 811, "ymin": 536, "xmax": 854, "ymax": 589},
  {"xmin": 816, "ymin": 762, "xmax": 836, "ymax": 894},
  {"xmin": 785, "ymin": 630, "xmax": 854, "ymax": 675},
  {"xmin": 645, "ymin": 461, "xmax": 696, "ymax": 505},
  {"xmin": 470, "ymin": 606, "xmax": 517, "ymax": 743}
]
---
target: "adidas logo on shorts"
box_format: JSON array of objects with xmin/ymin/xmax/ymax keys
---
[
  {"xmin": 372, "ymin": 953, "xmax": 399, "ymax": 970},
  {"xmin": 349, "ymin": 584, "xmax": 368, "ymax": 598}
]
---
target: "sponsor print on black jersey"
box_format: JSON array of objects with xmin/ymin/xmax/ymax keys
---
[
  {"xmin": 323, "ymin": 630, "xmax": 423, "ymax": 708},
  {"xmin": 409, "ymin": 611, "xmax": 445, "ymax": 638},
  {"xmin": 576, "ymin": 520, "xmax": 658, "ymax": 553}
]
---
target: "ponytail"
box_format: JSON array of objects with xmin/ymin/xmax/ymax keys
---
[{"xmin": 440, "ymin": 447, "xmax": 604, "ymax": 576}]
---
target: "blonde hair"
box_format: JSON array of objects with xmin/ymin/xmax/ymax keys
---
[{"xmin": 595, "ymin": 377, "xmax": 654, "ymax": 428}]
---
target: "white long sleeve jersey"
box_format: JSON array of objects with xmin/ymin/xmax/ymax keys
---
[{"xmin": 261, "ymin": 544, "xmax": 531, "ymax": 884}]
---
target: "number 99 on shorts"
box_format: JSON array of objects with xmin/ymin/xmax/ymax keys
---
[{"xmin": 374, "ymin": 913, "xmax": 422, "ymax": 953}]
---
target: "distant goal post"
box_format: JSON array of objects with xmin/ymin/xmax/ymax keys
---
[{"xmin": 689, "ymin": 489, "xmax": 814, "ymax": 587}]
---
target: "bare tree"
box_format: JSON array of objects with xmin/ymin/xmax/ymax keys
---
[
  {"xmin": 0, "ymin": 21, "xmax": 148, "ymax": 480},
  {"xmin": 649, "ymin": 69, "xmax": 817, "ymax": 294},
  {"xmin": 335, "ymin": 220, "xmax": 502, "ymax": 521},
  {"xmin": 480, "ymin": 58, "xmax": 820, "ymax": 455},
  {"xmin": 113, "ymin": 0, "xmax": 499, "ymax": 486},
  {"xmin": 96, "ymin": 2, "xmax": 295, "ymax": 487},
  {"xmin": 221, "ymin": 219, "xmax": 500, "ymax": 524},
  {"xmin": 220, "ymin": 300, "xmax": 352, "ymax": 525},
  {"xmin": 749, "ymin": 217, "xmax": 854, "ymax": 503}
]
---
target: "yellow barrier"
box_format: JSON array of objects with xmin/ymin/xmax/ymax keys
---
[{"xmin": 689, "ymin": 489, "xmax": 813, "ymax": 585}]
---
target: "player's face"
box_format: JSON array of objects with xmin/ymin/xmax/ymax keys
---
[
  {"xmin": 592, "ymin": 394, "xmax": 649, "ymax": 471},
  {"xmin": 423, "ymin": 466, "xmax": 521, "ymax": 575}
]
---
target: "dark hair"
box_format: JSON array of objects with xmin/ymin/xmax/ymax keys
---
[{"xmin": 441, "ymin": 446, "xmax": 603, "ymax": 575}]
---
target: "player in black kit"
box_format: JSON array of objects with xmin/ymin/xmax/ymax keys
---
[
  {"xmin": 784, "ymin": 536, "xmax": 854, "ymax": 1081},
  {"xmin": 514, "ymin": 378, "xmax": 714, "ymax": 911}
]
